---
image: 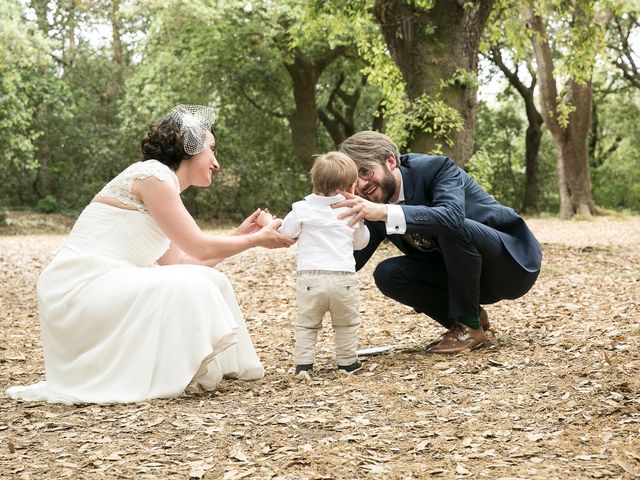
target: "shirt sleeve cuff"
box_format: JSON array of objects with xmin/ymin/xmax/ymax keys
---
[{"xmin": 386, "ymin": 204, "xmax": 407, "ymax": 235}]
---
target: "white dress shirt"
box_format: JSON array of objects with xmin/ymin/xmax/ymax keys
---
[{"xmin": 279, "ymin": 193, "xmax": 370, "ymax": 272}]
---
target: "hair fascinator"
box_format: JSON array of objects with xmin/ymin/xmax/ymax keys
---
[{"xmin": 168, "ymin": 104, "xmax": 216, "ymax": 156}]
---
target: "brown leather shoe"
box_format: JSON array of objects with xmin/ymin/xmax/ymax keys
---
[
  {"xmin": 479, "ymin": 306, "xmax": 491, "ymax": 331},
  {"xmin": 428, "ymin": 322, "xmax": 486, "ymax": 354},
  {"xmin": 425, "ymin": 308, "xmax": 490, "ymax": 350},
  {"xmin": 425, "ymin": 332, "xmax": 447, "ymax": 349}
]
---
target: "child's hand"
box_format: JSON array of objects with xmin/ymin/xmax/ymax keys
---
[
  {"xmin": 234, "ymin": 209, "xmax": 262, "ymax": 235},
  {"xmin": 256, "ymin": 209, "xmax": 276, "ymax": 227}
]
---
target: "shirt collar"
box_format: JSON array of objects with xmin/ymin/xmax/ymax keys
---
[
  {"xmin": 304, "ymin": 193, "xmax": 346, "ymax": 205},
  {"xmin": 396, "ymin": 173, "xmax": 405, "ymax": 204}
]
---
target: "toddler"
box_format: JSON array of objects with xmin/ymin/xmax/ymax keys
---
[{"xmin": 279, "ymin": 152, "xmax": 370, "ymax": 375}]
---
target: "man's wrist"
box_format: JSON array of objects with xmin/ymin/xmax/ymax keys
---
[{"xmin": 385, "ymin": 204, "xmax": 407, "ymax": 234}]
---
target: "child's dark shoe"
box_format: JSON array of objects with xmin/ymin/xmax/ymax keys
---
[
  {"xmin": 337, "ymin": 360, "xmax": 363, "ymax": 374},
  {"xmin": 295, "ymin": 364, "xmax": 313, "ymax": 375}
]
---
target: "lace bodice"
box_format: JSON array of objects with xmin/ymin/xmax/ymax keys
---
[{"xmin": 96, "ymin": 160, "xmax": 179, "ymax": 212}]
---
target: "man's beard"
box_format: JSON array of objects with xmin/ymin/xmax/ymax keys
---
[{"xmin": 380, "ymin": 166, "xmax": 396, "ymax": 203}]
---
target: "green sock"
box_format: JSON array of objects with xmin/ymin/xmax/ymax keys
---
[{"xmin": 457, "ymin": 314, "xmax": 480, "ymax": 329}]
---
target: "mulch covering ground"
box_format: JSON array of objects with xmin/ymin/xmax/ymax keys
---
[{"xmin": 1, "ymin": 214, "xmax": 639, "ymax": 479}]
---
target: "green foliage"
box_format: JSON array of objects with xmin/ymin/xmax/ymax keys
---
[
  {"xmin": 406, "ymin": 94, "xmax": 464, "ymax": 151},
  {"xmin": 36, "ymin": 195, "xmax": 60, "ymax": 214},
  {"xmin": 529, "ymin": 1, "xmax": 604, "ymax": 83},
  {"xmin": 422, "ymin": 22, "xmax": 437, "ymax": 36},
  {"xmin": 180, "ymin": 98, "xmax": 310, "ymax": 221},
  {"xmin": 0, "ymin": 1, "xmax": 51, "ymax": 205},
  {"xmin": 470, "ymin": 100, "xmax": 558, "ymax": 212},
  {"xmin": 520, "ymin": 0, "xmax": 627, "ymax": 120},
  {"xmin": 314, "ymin": 0, "xmax": 459, "ymax": 152},
  {"xmin": 591, "ymin": 85, "xmax": 640, "ymax": 211},
  {"xmin": 408, "ymin": 0, "xmax": 436, "ymax": 10},
  {"xmin": 465, "ymin": 148, "xmax": 494, "ymax": 192},
  {"xmin": 0, "ymin": 0, "xmax": 123, "ymax": 210},
  {"xmin": 469, "ymin": 101, "xmax": 524, "ymax": 207},
  {"xmin": 357, "ymin": 31, "xmax": 410, "ymax": 146},
  {"xmin": 555, "ymin": 101, "xmax": 577, "ymax": 129},
  {"xmin": 117, "ymin": 0, "xmax": 376, "ymax": 220},
  {"xmin": 440, "ymin": 69, "xmax": 479, "ymax": 89},
  {"xmin": 482, "ymin": 0, "xmax": 532, "ymax": 58},
  {"xmin": 482, "ymin": 0, "xmax": 638, "ymax": 216},
  {"xmin": 1, "ymin": 0, "xmax": 639, "ymax": 222}
]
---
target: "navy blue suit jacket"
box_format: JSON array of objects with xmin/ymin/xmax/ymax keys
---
[{"xmin": 355, "ymin": 154, "xmax": 542, "ymax": 273}]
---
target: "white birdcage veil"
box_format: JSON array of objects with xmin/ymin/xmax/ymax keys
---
[{"xmin": 168, "ymin": 105, "xmax": 216, "ymax": 156}]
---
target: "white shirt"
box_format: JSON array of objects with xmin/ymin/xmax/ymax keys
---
[
  {"xmin": 279, "ymin": 193, "xmax": 370, "ymax": 272},
  {"xmin": 385, "ymin": 173, "xmax": 407, "ymax": 234}
]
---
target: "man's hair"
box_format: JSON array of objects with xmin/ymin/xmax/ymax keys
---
[
  {"xmin": 338, "ymin": 130, "xmax": 400, "ymax": 169},
  {"xmin": 310, "ymin": 151, "xmax": 358, "ymax": 196}
]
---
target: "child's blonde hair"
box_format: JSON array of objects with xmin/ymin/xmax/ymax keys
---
[{"xmin": 310, "ymin": 151, "xmax": 358, "ymax": 196}]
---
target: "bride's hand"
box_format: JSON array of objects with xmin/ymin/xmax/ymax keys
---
[
  {"xmin": 234, "ymin": 209, "xmax": 262, "ymax": 236},
  {"xmin": 255, "ymin": 219, "xmax": 296, "ymax": 249}
]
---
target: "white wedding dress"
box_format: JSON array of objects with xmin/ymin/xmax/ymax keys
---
[{"xmin": 6, "ymin": 160, "xmax": 264, "ymax": 404}]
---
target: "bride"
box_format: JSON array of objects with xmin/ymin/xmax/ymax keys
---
[{"xmin": 6, "ymin": 105, "xmax": 294, "ymax": 404}]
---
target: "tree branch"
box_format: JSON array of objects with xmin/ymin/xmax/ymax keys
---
[
  {"xmin": 238, "ymin": 87, "xmax": 288, "ymax": 119},
  {"xmin": 522, "ymin": 6, "xmax": 560, "ymax": 133},
  {"xmin": 319, "ymin": 72, "xmax": 361, "ymax": 145},
  {"xmin": 488, "ymin": 47, "xmax": 530, "ymax": 100},
  {"xmin": 611, "ymin": 15, "xmax": 640, "ymax": 89},
  {"xmin": 316, "ymin": 45, "xmax": 347, "ymax": 74}
]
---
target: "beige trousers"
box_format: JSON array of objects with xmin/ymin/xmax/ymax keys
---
[{"xmin": 294, "ymin": 271, "xmax": 361, "ymax": 366}]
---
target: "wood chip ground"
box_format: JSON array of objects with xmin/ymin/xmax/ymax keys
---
[{"xmin": 1, "ymin": 215, "xmax": 639, "ymax": 479}]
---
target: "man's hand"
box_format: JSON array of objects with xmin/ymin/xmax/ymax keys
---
[{"xmin": 332, "ymin": 191, "xmax": 388, "ymax": 227}]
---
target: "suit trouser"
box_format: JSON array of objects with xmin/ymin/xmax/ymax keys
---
[
  {"xmin": 294, "ymin": 271, "xmax": 360, "ymax": 366},
  {"xmin": 373, "ymin": 219, "xmax": 540, "ymax": 329}
]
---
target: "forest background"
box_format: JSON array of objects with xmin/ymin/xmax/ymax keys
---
[
  {"xmin": 2, "ymin": 2, "xmax": 640, "ymax": 477},
  {"xmin": 1, "ymin": 0, "xmax": 640, "ymax": 222}
]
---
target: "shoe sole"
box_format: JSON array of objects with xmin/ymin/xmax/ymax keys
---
[
  {"xmin": 428, "ymin": 339, "xmax": 487, "ymax": 355},
  {"xmin": 338, "ymin": 368, "xmax": 362, "ymax": 374},
  {"xmin": 338, "ymin": 364, "xmax": 363, "ymax": 374}
]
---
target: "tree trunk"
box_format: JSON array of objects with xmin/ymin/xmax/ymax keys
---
[
  {"xmin": 489, "ymin": 48, "xmax": 543, "ymax": 212},
  {"xmin": 372, "ymin": 100, "xmax": 385, "ymax": 132},
  {"xmin": 66, "ymin": 0, "xmax": 77, "ymax": 68},
  {"xmin": 285, "ymin": 51, "xmax": 321, "ymax": 171},
  {"xmin": 102, "ymin": 0, "xmax": 124, "ymax": 104},
  {"xmin": 524, "ymin": 7, "xmax": 597, "ymax": 219},
  {"xmin": 284, "ymin": 46, "xmax": 346, "ymax": 170},
  {"xmin": 318, "ymin": 73, "xmax": 362, "ymax": 147},
  {"xmin": 523, "ymin": 119, "xmax": 542, "ymax": 213},
  {"xmin": 30, "ymin": 0, "xmax": 53, "ymax": 199},
  {"xmin": 373, "ymin": 0, "xmax": 494, "ymax": 165},
  {"xmin": 34, "ymin": 103, "xmax": 52, "ymax": 199},
  {"xmin": 111, "ymin": 0, "xmax": 124, "ymax": 68},
  {"xmin": 556, "ymin": 81, "xmax": 596, "ymax": 218}
]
